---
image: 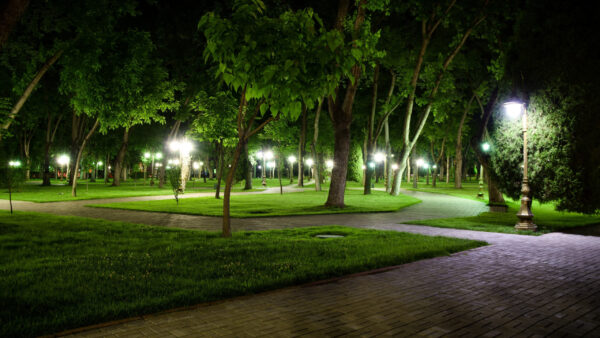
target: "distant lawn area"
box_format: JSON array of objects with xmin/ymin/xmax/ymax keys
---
[
  {"xmin": 403, "ymin": 180, "xmax": 487, "ymax": 203},
  {"xmin": 410, "ymin": 197, "xmax": 600, "ymax": 235},
  {"xmin": 0, "ymin": 178, "xmax": 268, "ymax": 203},
  {"xmin": 0, "ymin": 211, "xmax": 485, "ymax": 337},
  {"xmin": 89, "ymin": 190, "xmax": 421, "ymax": 217}
]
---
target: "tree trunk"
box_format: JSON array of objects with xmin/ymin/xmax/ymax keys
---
[
  {"xmin": 244, "ymin": 142, "xmax": 252, "ymax": 190},
  {"xmin": 412, "ymin": 147, "xmax": 418, "ymax": 188},
  {"xmin": 311, "ymin": 100, "xmax": 323, "ymax": 191},
  {"xmin": 112, "ymin": 127, "xmax": 131, "ymax": 186},
  {"xmin": 0, "ymin": 49, "xmax": 63, "ymax": 137},
  {"xmin": 222, "ymin": 140, "xmax": 245, "ymax": 237},
  {"xmin": 159, "ymin": 120, "xmax": 181, "ymax": 188},
  {"xmin": 384, "ymin": 117, "xmax": 391, "ymax": 193},
  {"xmin": 446, "ymin": 154, "xmax": 450, "ymax": 184},
  {"xmin": 364, "ymin": 64, "xmax": 379, "ymax": 195},
  {"xmin": 455, "ymin": 96, "xmax": 474, "ymax": 189},
  {"xmin": 325, "ymin": 0, "xmax": 367, "ymax": 207},
  {"xmin": 71, "ymin": 119, "xmax": 99, "ymax": 197},
  {"xmin": 215, "ymin": 139, "xmax": 224, "ymax": 199},
  {"xmin": 297, "ymin": 103, "xmax": 307, "ymax": 187},
  {"xmin": 278, "ymin": 152, "xmax": 283, "ymax": 195},
  {"xmin": 104, "ymin": 154, "xmax": 110, "ymax": 184}
]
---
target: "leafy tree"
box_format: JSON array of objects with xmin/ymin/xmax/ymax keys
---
[
  {"xmin": 167, "ymin": 166, "xmax": 182, "ymax": 205},
  {"xmin": 199, "ymin": 0, "xmax": 347, "ymax": 236}
]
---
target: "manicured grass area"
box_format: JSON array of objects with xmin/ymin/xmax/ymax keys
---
[
  {"xmin": 403, "ymin": 180, "xmax": 487, "ymax": 203},
  {"xmin": 0, "ymin": 179, "xmax": 264, "ymax": 203},
  {"xmin": 89, "ymin": 190, "xmax": 421, "ymax": 217},
  {"xmin": 411, "ymin": 197, "xmax": 600, "ymax": 235},
  {"xmin": 0, "ymin": 211, "xmax": 485, "ymax": 337}
]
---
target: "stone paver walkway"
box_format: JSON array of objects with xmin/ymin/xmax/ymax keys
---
[{"xmin": 3, "ymin": 188, "xmax": 599, "ymax": 336}]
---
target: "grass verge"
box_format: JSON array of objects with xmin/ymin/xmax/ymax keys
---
[
  {"xmin": 89, "ymin": 190, "xmax": 421, "ymax": 217},
  {"xmin": 410, "ymin": 200, "xmax": 600, "ymax": 235},
  {"xmin": 0, "ymin": 211, "xmax": 484, "ymax": 337}
]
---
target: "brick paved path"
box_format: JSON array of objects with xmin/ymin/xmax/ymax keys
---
[{"xmin": 3, "ymin": 189, "xmax": 599, "ymax": 336}]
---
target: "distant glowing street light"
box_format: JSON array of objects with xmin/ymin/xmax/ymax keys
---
[
  {"xmin": 374, "ymin": 152, "xmax": 385, "ymax": 163},
  {"xmin": 57, "ymin": 154, "xmax": 70, "ymax": 180},
  {"xmin": 287, "ymin": 155, "xmax": 296, "ymax": 183},
  {"xmin": 368, "ymin": 162, "xmax": 375, "ymax": 168},
  {"xmin": 326, "ymin": 160, "xmax": 334, "ymax": 169},
  {"xmin": 306, "ymin": 158, "xmax": 314, "ymax": 167},
  {"xmin": 503, "ymin": 100, "xmax": 536, "ymax": 231},
  {"xmin": 481, "ymin": 142, "xmax": 491, "ymax": 152},
  {"xmin": 391, "ymin": 163, "xmax": 398, "ymax": 171},
  {"xmin": 416, "ymin": 158, "xmax": 424, "ymax": 166},
  {"xmin": 8, "ymin": 160, "xmax": 21, "ymax": 167}
]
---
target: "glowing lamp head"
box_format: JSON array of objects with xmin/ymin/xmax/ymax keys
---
[
  {"xmin": 361, "ymin": 165, "xmax": 366, "ymax": 170},
  {"xmin": 155, "ymin": 152, "xmax": 163, "ymax": 160},
  {"xmin": 391, "ymin": 163, "xmax": 399, "ymax": 170},
  {"xmin": 264, "ymin": 151, "xmax": 274, "ymax": 160},
  {"xmin": 374, "ymin": 152, "xmax": 385, "ymax": 163},
  {"xmin": 416, "ymin": 158, "xmax": 424, "ymax": 166},
  {"xmin": 287, "ymin": 155, "xmax": 296, "ymax": 163},
  {"xmin": 433, "ymin": 165, "xmax": 437, "ymax": 169},
  {"xmin": 144, "ymin": 152, "xmax": 151, "ymax": 159},
  {"xmin": 180, "ymin": 140, "xmax": 193, "ymax": 155},
  {"xmin": 504, "ymin": 101, "xmax": 524, "ymax": 119},
  {"xmin": 482, "ymin": 142, "xmax": 491, "ymax": 152},
  {"xmin": 267, "ymin": 161, "xmax": 275, "ymax": 168},
  {"xmin": 256, "ymin": 151, "xmax": 263, "ymax": 158},
  {"xmin": 193, "ymin": 162, "xmax": 200, "ymax": 169},
  {"xmin": 57, "ymin": 154, "xmax": 70, "ymax": 166},
  {"xmin": 368, "ymin": 162, "xmax": 375, "ymax": 168},
  {"xmin": 423, "ymin": 163, "xmax": 429, "ymax": 169},
  {"xmin": 326, "ymin": 160, "xmax": 334, "ymax": 169},
  {"xmin": 306, "ymin": 158, "xmax": 314, "ymax": 167},
  {"xmin": 97, "ymin": 161, "xmax": 103, "ymax": 166},
  {"xmin": 169, "ymin": 141, "xmax": 180, "ymax": 152},
  {"xmin": 8, "ymin": 160, "xmax": 21, "ymax": 167}
]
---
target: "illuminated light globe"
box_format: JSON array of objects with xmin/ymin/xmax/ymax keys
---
[
  {"xmin": 368, "ymin": 162, "xmax": 375, "ymax": 168},
  {"xmin": 374, "ymin": 152, "xmax": 385, "ymax": 163},
  {"xmin": 423, "ymin": 163, "xmax": 429, "ymax": 169},
  {"xmin": 256, "ymin": 151, "xmax": 263, "ymax": 158},
  {"xmin": 326, "ymin": 160, "xmax": 334, "ymax": 169},
  {"xmin": 361, "ymin": 165, "xmax": 366, "ymax": 170},
  {"xmin": 416, "ymin": 158, "xmax": 424, "ymax": 166},
  {"xmin": 179, "ymin": 140, "xmax": 193, "ymax": 155},
  {"xmin": 267, "ymin": 161, "xmax": 275, "ymax": 168},
  {"xmin": 287, "ymin": 155, "xmax": 296, "ymax": 163},
  {"xmin": 144, "ymin": 152, "xmax": 151, "ymax": 159},
  {"xmin": 391, "ymin": 163, "xmax": 399, "ymax": 170},
  {"xmin": 482, "ymin": 142, "xmax": 491, "ymax": 152},
  {"xmin": 504, "ymin": 101, "xmax": 524, "ymax": 119},
  {"xmin": 193, "ymin": 162, "xmax": 200, "ymax": 169},
  {"xmin": 97, "ymin": 161, "xmax": 103, "ymax": 166},
  {"xmin": 155, "ymin": 152, "xmax": 163, "ymax": 160},
  {"xmin": 57, "ymin": 154, "xmax": 70, "ymax": 166},
  {"xmin": 169, "ymin": 141, "xmax": 180, "ymax": 151},
  {"xmin": 264, "ymin": 150, "xmax": 274, "ymax": 160},
  {"xmin": 433, "ymin": 165, "xmax": 437, "ymax": 169},
  {"xmin": 306, "ymin": 158, "xmax": 314, "ymax": 167},
  {"xmin": 9, "ymin": 160, "xmax": 21, "ymax": 167}
]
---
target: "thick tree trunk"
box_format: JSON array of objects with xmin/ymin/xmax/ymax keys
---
[
  {"xmin": 326, "ymin": 118, "xmax": 351, "ymax": 207},
  {"xmin": 244, "ymin": 142, "xmax": 252, "ymax": 190},
  {"xmin": 104, "ymin": 154, "xmax": 110, "ymax": 184},
  {"xmin": 311, "ymin": 100, "xmax": 323, "ymax": 191},
  {"xmin": 71, "ymin": 119, "xmax": 99, "ymax": 197},
  {"xmin": 412, "ymin": 147, "xmax": 418, "ymax": 188},
  {"xmin": 297, "ymin": 103, "xmax": 307, "ymax": 187},
  {"xmin": 384, "ymin": 117, "xmax": 391, "ymax": 193},
  {"xmin": 215, "ymin": 139, "xmax": 224, "ymax": 199},
  {"xmin": 364, "ymin": 64, "xmax": 379, "ymax": 195},
  {"xmin": 0, "ymin": 49, "xmax": 63, "ymax": 138},
  {"xmin": 112, "ymin": 127, "xmax": 131, "ymax": 186},
  {"xmin": 222, "ymin": 140, "xmax": 245, "ymax": 237},
  {"xmin": 446, "ymin": 154, "xmax": 450, "ymax": 184}
]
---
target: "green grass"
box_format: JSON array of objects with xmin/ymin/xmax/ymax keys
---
[
  {"xmin": 410, "ymin": 195, "xmax": 600, "ymax": 235},
  {"xmin": 0, "ymin": 179, "xmax": 266, "ymax": 203},
  {"xmin": 0, "ymin": 211, "xmax": 485, "ymax": 337},
  {"xmin": 403, "ymin": 180, "xmax": 487, "ymax": 203},
  {"xmin": 89, "ymin": 190, "xmax": 421, "ymax": 217}
]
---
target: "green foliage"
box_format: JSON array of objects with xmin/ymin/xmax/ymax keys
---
[
  {"xmin": 347, "ymin": 141, "xmax": 364, "ymax": 182},
  {"xmin": 167, "ymin": 167, "xmax": 182, "ymax": 204},
  {"xmin": 198, "ymin": 0, "xmax": 360, "ymax": 116},
  {"xmin": 188, "ymin": 91, "xmax": 238, "ymax": 146},
  {"xmin": 0, "ymin": 166, "xmax": 26, "ymax": 190}
]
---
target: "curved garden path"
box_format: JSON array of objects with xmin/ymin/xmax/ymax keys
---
[
  {"xmin": 2, "ymin": 188, "xmax": 600, "ymax": 337},
  {"xmin": 0, "ymin": 187, "xmax": 488, "ymax": 231}
]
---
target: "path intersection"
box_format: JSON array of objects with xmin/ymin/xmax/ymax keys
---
[{"xmin": 2, "ymin": 188, "xmax": 599, "ymax": 337}]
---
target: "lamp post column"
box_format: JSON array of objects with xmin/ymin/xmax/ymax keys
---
[
  {"xmin": 515, "ymin": 109, "xmax": 536, "ymax": 231},
  {"xmin": 477, "ymin": 164, "xmax": 484, "ymax": 198},
  {"xmin": 261, "ymin": 153, "xmax": 266, "ymax": 187}
]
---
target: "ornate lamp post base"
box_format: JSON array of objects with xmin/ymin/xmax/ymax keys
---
[{"xmin": 514, "ymin": 182, "xmax": 537, "ymax": 231}]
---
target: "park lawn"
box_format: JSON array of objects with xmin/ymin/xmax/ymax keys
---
[
  {"xmin": 411, "ymin": 200, "xmax": 600, "ymax": 235},
  {"xmin": 89, "ymin": 190, "xmax": 421, "ymax": 217},
  {"xmin": 0, "ymin": 179, "xmax": 263, "ymax": 203},
  {"xmin": 403, "ymin": 180, "xmax": 487, "ymax": 203},
  {"xmin": 0, "ymin": 211, "xmax": 485, "ymax": 337}
]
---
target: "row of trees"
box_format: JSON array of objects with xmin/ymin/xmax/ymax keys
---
[{"xmin": 1, "ymin": 0, "xmax": 598, "ymax": 237}]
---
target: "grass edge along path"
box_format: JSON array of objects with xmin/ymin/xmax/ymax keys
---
[
  {"xmin": 409, "ymin": 199, "xmax": 600, "ymax": 235},
  {"xmin": 88, "ymin": 190, "xmax": 422, "ymax": 218},
  {"xmin": 0, "ymin": 211, "xmax": 485, "ymax": 337}
]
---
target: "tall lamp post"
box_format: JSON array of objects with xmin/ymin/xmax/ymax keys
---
[
  {"xmin": 504, "ymin": 101, "xmax": 536, "ymax": 231},
  {"xmin": 478, "ymin": 142, "xmax": 491, "ymax": 198},
  {"xmin": 287, "ymin": 155, "xmax": 296, "ymax": 183}
]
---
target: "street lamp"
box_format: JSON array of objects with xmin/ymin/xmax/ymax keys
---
[
  {"xmin": 57, "ymin": 154, "xmax": 70, "ymax": 181},
  {"xmin": 478, "ymin": 142, "xmax": 491, "ymax": 199},
  {"xmin": 391, "ymin": 163, "xmax": 398, "ymax": 171},
  {"xmin": 287, "ymin": 155, "xmax": 296, "ymax": 183},
  {"xmin": 306, "ymin": 158, "xmax": 314, "ymax": 179},
  {"xmin": 8, "ymin": 160, "xmax": 21, "ymax": 167},
  {"xmin": 326, "ymin": 160, "xmax": 334, "ymax": 170},
  {"xmin": 504, "ymin": 101, "xmax": 536, "ymax": 231}
]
